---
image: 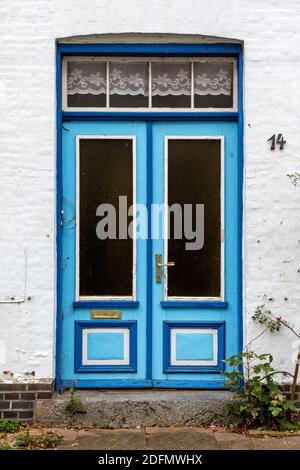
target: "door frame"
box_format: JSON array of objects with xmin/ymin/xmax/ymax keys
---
[{"xmin": 55, "ymin": 42, "xmax": 244, "ymax": 391}]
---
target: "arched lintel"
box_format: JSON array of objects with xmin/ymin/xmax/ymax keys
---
[{"xmin": 56, "ymin": 32, "xmax": 243, "ymax": 46}]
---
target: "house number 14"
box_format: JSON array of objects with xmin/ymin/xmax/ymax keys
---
[{"xmin": 267, "ymin": 134, "xmax": 286, "ymax": 150}]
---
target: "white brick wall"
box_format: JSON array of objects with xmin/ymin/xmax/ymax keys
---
[{"xmin": 0, "ymin": 0, "xmax": 299, "ymax": 380}]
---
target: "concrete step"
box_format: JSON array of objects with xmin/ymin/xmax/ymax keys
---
[{"xmin": 35, "ymin": 390, "xmax": 232, "ymax": 428}]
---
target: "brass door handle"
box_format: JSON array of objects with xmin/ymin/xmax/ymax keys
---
[{"xmin": 155, "ymin": 254, "xmax": 175, "ymax": 283}]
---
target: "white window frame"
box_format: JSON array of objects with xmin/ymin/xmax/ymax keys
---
[
  {"xmin": 76, "ymin": 135, "xmax": 137, "ymax": 301},
  {"xmin": 164, "ymin": 136, "xmax": 225, "ymax": 301},
  {"xmin": 62, "ymin": 56, "xmax": 237, "ymax": 112}
]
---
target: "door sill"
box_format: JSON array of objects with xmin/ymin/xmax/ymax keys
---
[{"xmin": 59, "ymin": 378, "xmax": 227, "ymax": 390}]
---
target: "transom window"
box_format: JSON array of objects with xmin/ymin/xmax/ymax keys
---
[{"xmin": 62, "ymin": 57, "xmax": 237, "ymax": 111}]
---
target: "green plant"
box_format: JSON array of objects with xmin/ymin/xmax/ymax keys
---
[
  {"xmin": 252, "ymin": 305, "xmax": 300, "ymax": 338},
  {"xmin": 0, "ymin": 420, "xmax": 21, "ymax": 433},
  {"xmin": 15, "ymin": 432, "xmax": 34, "ymax": 448},
  {"xmin": 41, "ymin": 433, "xmax": 64, "ymax": 448},
  {"xmin": 0, "ymin": 441, "xmax": 11, "ymax": 450},
  {"xmin": 223, "ymin": 351, "xmax": 297, "ymax": 430},
  {"xmin": 252, "ymin": 304, "xmax": 300, "ymax": 399},
  {"xmin": 65, "ymin": 387, "xmax": 86, "ymax": 415},
  {"xmin": 99, "ymin": 420, "xmax": 111, "ymax": 429}
]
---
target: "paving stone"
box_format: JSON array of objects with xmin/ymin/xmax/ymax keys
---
[
  {"xmin": 214, "ymin": 431, "xmax": 254, "ymax": 450},
  {"xmin": 0, "ymin": 424, "xmax": 297, "ymax": 451},
  {"xmin": 250, "ymin": 437, "xmax": 289, "ymax": 450},
  {"xmin": 50, "ymin": 427, "xmax": 78, "ymax": 442},
  {"xmin": 76, "ymin": 429, "xmax": 146, "ymax": 450},
  {"xmin": 285, "ymin": 437, "xmax": 300, "ymax": 450},
  {"xmin": 145, "ymin": 427, "xmax": 217, "ymax": 450},
  {"xmin": 145, "ymin": 426, "xmax": 210, "ymax": 435},
  {"xmin": 57, "ymin": 443, "xmax": 79, "ymax": 450}
]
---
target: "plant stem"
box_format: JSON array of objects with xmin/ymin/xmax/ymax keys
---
[
  {"xmin": 291, "ymin": 347, "xmax": 300, "ymax": 400},
  {"xmin": 258, "ymin": 371, "xmax": 294, "ymax": 382},
  {"xmin": 278, "ymin": 320, "xmax": 300, "ymax": 340},
  {"xmin": 244, "ymin": 326, "xmax": 269, "ymax": 350}
]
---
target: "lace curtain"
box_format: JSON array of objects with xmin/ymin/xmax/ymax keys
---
[
  {"xmin": 151, "ymin": 63, "xmax": 191, "ymax": 96},
  {"xmin": 194, "ymin": 62, "xmax": 232, "ymax": 96},
  {"xmin": 109, "ymin": 62, "xmax": 148, "ymax": 96},
  {"xmin": 67, "ymin": 61, "xmax": 106, "ymax": 95},
  {"xmin": 66, "ymin": 59, "xmax": 234, "ymax": 106}
]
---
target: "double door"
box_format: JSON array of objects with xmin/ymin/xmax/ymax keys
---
[{"xmin": 60, "ymin": 120, "xmax": 239, "ymax": 388}]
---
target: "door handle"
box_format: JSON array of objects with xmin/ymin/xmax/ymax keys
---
[{"xmin": 155, "ymin": 254, "xmax": 175, "ymax": 284}]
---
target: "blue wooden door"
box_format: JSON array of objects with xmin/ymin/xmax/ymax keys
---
[
  {"xmin": 151, "ymin": 121, "xmax": 239, "ymax": 388},
  {"xmin": 60, "ymin": 120, "xmax": 240, "ymax": 388},
  {"xmin": 61, "ymin": 121, "xmax": 149, "ymax": 387}
]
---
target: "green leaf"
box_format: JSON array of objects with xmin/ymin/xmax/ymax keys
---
[
  {"xmin": 270, "ymin": 407, "xmax": 283, "ymax": 417},
  {"xmin": 282, "ymin": 400, "xmax": 296, "ymax": 411}
]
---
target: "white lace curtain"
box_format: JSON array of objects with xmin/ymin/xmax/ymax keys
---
[
  {"xmin": 67, "ymin": 60, "xmax": 233, "ymax": 100},
  {"xmin": 194, "ymin": 62, "xmax": 232, "ymax": 96},
  {"xmin": 67, "ymin": 61, "xmax": 106, "ymax": 95},
  {"xmin": 109, "ymin": 62, "xmax": 148, "ymax": 96},
  {"xmin": 152, "ymin": 63, "xmax": 191, "ymax": 96}
]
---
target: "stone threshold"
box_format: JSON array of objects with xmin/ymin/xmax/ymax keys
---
[{"xmin": 35, "ymin": 390, "xmax": 232, "ymax": 428}]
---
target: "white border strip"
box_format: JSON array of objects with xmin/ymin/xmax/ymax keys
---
[
  {"xmin": 76, "ymin": 135, "xmax": 136, "ymax": 301},
  {"xmin": 82, "ymin": 328, "xmax": 130, "ymax": 365}
]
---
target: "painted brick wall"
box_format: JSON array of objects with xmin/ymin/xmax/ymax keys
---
[{"xmin": 0, "ymin": 0, "xmax": 300, "ymax": 381}]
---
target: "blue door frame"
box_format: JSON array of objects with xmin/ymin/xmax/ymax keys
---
[{"xmin": 55, "ymin": 42, "xmax": 244, "ymax": 391}]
